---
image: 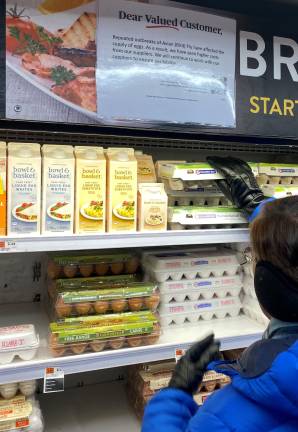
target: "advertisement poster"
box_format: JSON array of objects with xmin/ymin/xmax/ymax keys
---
[{"xmin": 5, "ymin": 0, "xmax": 236, "ymax": 127}]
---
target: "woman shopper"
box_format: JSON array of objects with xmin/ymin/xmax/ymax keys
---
[{"xmin": 142, "ymin": 157, "xmax": 298, "ymax": 432}]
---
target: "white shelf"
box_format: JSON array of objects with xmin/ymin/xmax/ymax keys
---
[
  {"xmin": 0, "ymin": 228, "xmax": 249, "ymax": 253},
  {"xmin": 40, "ymin": 381, "xmax": 139, "ymax": 432},
  {"xmin": 0, "ymin": 303, "xmax": 264, "ymax": 384}
]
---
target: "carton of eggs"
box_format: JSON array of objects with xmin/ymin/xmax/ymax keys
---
[
  {"xmin": 47, "ymin": 252, "xmax": 140, "ymax": 279},
  {"xmin": 0, "ymin": 396, "xmax": 44, "ymax": 432},
  {"xmin": 160, "ymin": 285, "xmax": 242, "ymax": 302},
  {"xmin": 54, "ymin": 283, "xmax": 160, "ymax": 318},
  {"xmin": 0, "ymin": 324, "xmax": 39, "ymax": 364},
  {"xmin": 257, "ymin": 163, "xmax": 298, "ymax": 186},
  {"xmin": 167, "ymin": 190, "xmax": 232, "ymax": 207},
  {"xmin": 0, "ymin": 380, "xmax": 37, "ymax": 399}
]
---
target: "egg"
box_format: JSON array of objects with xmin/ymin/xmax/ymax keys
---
[
  {"xmin": 55, "ymin": 298, "xmax": 72, "ymax": 318},
  {"xmin": 128, "ymin": 297, "xmax": 143, "ymax": 311},
  {"xmin": 111, "ymin": 299, "xmax": 127, "ymax": 313},
  {"xmin": 71, "ymin": 344, "xmax": 87, "ymax": 354},
  {"xmin": 110, "ymin": 262, "xmax": 124, "ymax": 275},
  {"xmin": 94, "ymin": 301, "xmax": 109, "ymax": 314},
  {"xmin": 79, "ymin": 264, "xmax": 94, "ymax": 277},
  {"xmin": 144, "ymin": 294, "xmax": 160, "ymax": 310},
  {"xmin": 90, "ymin": 340, "xmax": 106, "ymax": 352},
  {"xmin": 124, "ymin": 257, "xmax": 139, "ymax": 274},
  {"xmin": 95, "ymin": 263, "xmax": 109, "ymax": 276},
  {"xmin": 75, "ymin": 303, "xmax": 92, "ymax": 315},
  {"xmin": 63, "ymin": 264, "xmax": 78, "ymax": 278},
  {"xmin": 51, "ymin": 346, "xmax": 66, "ymax": 357},
  {"xmin": 47, "ymin": 261, "xmax": 62, "ymax": 279},
  {"xmin": 0, "ymin": 383, "xmax": 18, "ymax": 399},
  {"xmin": 127, "ymin": 336, "xmax": 142, "ymax": 347},
  {"xmin": 109, "ymin": 338, "xmax": 125, "ymax": 350}
]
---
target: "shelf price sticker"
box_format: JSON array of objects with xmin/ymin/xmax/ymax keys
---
[
  {"xmin": 175, "ymin": 348, "xmax": 186, "ymax": 363},
  {"xmin": 44, "ymin": 367, "xmax": 64, "ymax": 393},
  {"xmin": 0, "ymin": 240, "xmax": 16, "ymax": 251}
]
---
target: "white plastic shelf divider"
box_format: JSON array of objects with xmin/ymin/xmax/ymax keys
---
[
  {"xmin": 0, "ymin": 303, "xmax": 264, "ymax": 384},
  {"xmin": 40, "ymin": 381, "xmax": 140, "ymax": 432},
  {"xmin": 0, "ymin": 228, "xmax": 249, "ymax": 253}
]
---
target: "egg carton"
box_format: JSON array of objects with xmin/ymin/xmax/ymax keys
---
[
  {"xmin": 257, "ymin": 163, "xmax": 298, "ymax": 186},
  {"xmin": 167, "ymin": 196, "xmax": 233, "ymax": 207},
  {"xmin": 144, "ymin": 249, "xmax": 240, "ymax": 271},
  {"xmin": 168, "ymin": 206, "xmax": 248, "ymax": 228},
  {"xmin": 0, "ymin": 325, "xmax": 40, "ymax": 365},
  {"xmin": 243, "ymin": 275, "xmax": 256, "ymax": 299},
  {"xmin": 0, "ymin": 397, "xmax": 44, "ymax": 432},
  {"xmin": 160, "ymin": 307, "xmax": 241, "ymax": 327},
  {"xmin": 158, "ymin": 274, "xmax": 243, "ymax": 294},
  {"xmin": 144, "ymin": 263, "xmax": 240, "ymax": 283},
  {"xmin": 0, "ymin": 380, "xmax": 37, "ymax": 399},
  {"xmin": 160, "ymin": 285, "xmax": 241, "ymax": 302},
  {"xmin": 159, "ymin": 296, "xmax": 241, "ymax": 318},
  {"xmin": 261, "ymin": 184, "xmax": 298, "ymax": 198}
]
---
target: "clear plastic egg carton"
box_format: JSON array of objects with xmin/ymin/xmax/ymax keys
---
[
  {"xmin": 160, "ymin": 285, "xmax": 241, "ymax": 302},
  {"xmin": 257, "ymin": 163, "xmax": 298, "ymax": 186},
  {"xmin": 160, "ymin": 297, "xmax": 242, "ymax": 326},
  {"xmin": 0, "ymin": 325, "xmax": 40, "ymax": 365},
  {"xmin": 0, "ymin": 396, "xmax": 43, "ymax": 432},
  {"xmin": 168, "ymin": 206, "xmax": 247, "ymax": 230},
  {"xmin": 0, "ymin": 380, "xmax": 37, "ymax": 399}
]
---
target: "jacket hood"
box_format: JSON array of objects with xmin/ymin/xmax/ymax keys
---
[{"xmin": 209, "ymin": 338, "xmax": 298, "ymax": 418}]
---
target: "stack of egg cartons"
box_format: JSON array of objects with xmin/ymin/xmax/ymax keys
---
[
  {"xmin": 257, "ymin": 163, "xmax": 298, "ymax": 199},
  {"xmin": 156, "ymin": 161, "xmax": 248, "ymax": 230},
  {"xmin": 241, "ymin": 253, "xmax": 269, "ymax": 326},
  {"xmin": 143, "ymin": 247, "xmax": 243, "ymax": 328},
  {"xmin": 0, "ymin": 380, "xmax": 44, "ymax": 432},
  {"xmin": 46, "ymin": 251, "xmax": 161, "ymax": 357}
]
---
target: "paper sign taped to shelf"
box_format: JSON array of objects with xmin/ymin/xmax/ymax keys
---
[
  {"xmin": 44, "ymin": 367, "xmax": 64, "ymax": 393},
  {"xmin": 175, "ymin": 348, "xmax": 186, "ymax": 362},
  {"xmin": 97, "ymin": 0, "xmax": 236, "ymax": 127}
]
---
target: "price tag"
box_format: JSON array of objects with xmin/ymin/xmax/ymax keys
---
[
  {"xmin": 175, "ymin": 348, "xmax": 186, "ymax": 363},
  {"xmin": 0, "ymin": 241, "xmax": 17, "ymax": 251},
  {"xmin": 43, "ymin": 367, "xmax": 64, "ymax": 393}
]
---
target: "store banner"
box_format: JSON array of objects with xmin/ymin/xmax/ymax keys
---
[
  {"xmin": 3, "ymin": 0, "xmax": 298, "ymax": 139},
  {"xmin": 4, "ymin": 0, "xmax": 236, "ymax": 128}
]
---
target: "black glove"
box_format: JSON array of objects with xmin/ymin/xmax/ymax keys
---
[
  {"xmin": 206, "ymin": 156, "xmax": 265, "ymax": 220},
  {"xmin": 169, "ymin": 334, "xmax": 220, "ymax": 395}
]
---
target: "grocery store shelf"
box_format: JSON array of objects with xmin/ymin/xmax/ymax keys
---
[
  {"xmin": 40, "ymin": 381, "xmax": 139, "ymax": 432},
  {"xmin": 0, "ymin": 303, "xmax": 264, "ymax": 384},
  {"xmin": 0, "ymin": 229, "xmax": 249, "ymax": 253}
]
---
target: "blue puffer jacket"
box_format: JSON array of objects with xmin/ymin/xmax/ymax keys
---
[{"xmin": 142, "ymin": 333, "xmax": 298, "ymax": 432}]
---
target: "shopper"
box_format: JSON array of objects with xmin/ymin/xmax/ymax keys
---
[{"xmin": 142, "ymin": 157, "xmax": 298, "ymax": 432}]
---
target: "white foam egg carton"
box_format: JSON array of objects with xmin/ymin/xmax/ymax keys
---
[
  {"xmin": 160, "ymin": 297, "xmax": 242, "ymax": 326},
  {"xmin": 159, "ymin": 274, "xmax": 243, "ymax": 293},
  {"xmin": 168, "ymin": 206, "xmax": 247, "ymax": 228},
  {"xmin": 257, "ymin": 163, "xmax": 298, "ymax": 186},
  {"xmin": 160, "ymin": 285, "xmax": 242, "ymax": 302},
  {"xmin": 0, "ymin": 324, "xmax": 40, "ymax": 364},
  {"xmin": 144, "ymin": 264, "xmax": 240, "ymax": 283},
  {"xmin": 159, "ymin": 162, "xmax": 224, "ymax": 182},
  {"xmin": 145, "ymin": 249, "xmax": 240, "ymax": 271},
  {"xmin": 0, "ymin": 380, "xmax": 37, "ymax": 399}
]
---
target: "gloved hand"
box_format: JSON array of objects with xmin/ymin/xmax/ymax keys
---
[
  {"xmin": 206, "ymin": 156, "xmax": 265, "ymax": 220},
  {"xmin": 169, "ymin": 334, "xmax": 220, "ymax": 395}
]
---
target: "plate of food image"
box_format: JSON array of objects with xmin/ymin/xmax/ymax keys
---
[
  {"xmin": 113, "ymin": 201, "xmax": 135, "ymax": 221},
  {"xmin": 48, "ymin": 201, "xmax": 72, "ymax": 221},
  {"xmin": 80, "ymin": 201, "xmax": 104, "ymax": 220},
  {"xmin": 13, "ymin": 203, "xmax": 38, "ymax": 222}
]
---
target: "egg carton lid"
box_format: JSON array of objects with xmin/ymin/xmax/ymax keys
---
[
  {"xmin": 168, "ymin": 207, "xmax": 247, "ymax": 225},
  {"xmin": 0, "ymin": 325, "xmax": 39, "ymax": 352},
  {"xmin": 159, "ymin": 162, "xmax": 224, "ymax": 180},
  {"xmin": 159, "ymin": 297, "xmax": 242, "ymax": 314},
  {"xmin": 258, "ymin": 163, "xmax": 298, "ymax": 176}
]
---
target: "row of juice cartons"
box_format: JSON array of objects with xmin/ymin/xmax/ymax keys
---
[{"xmin": 0, "ymin": 143, "xmax": 169, "ymax": 236}]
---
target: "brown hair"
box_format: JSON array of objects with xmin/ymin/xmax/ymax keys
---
[{"xmin": 250, "ymin": 196, "xmax": 298, "ymax": 282}]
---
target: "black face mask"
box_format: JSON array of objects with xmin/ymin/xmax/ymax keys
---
[{"xmin": 254, "ymin": 261, "xmax": 298, "ymax": 322}]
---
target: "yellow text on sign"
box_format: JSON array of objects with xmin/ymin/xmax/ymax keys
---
[{"xmin": 249, "ymin": 96, "xmax": 298, "ymax": 116}]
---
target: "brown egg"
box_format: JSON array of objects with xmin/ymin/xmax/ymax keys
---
[
  {"xmin": 144, "ymin": 294, "xmax": 160, "ymax": 311},
  {"xmin": 127, "ymin": 336, "xmax": 142, "ymax": 347},
  {"xmin": 63, "ymin": 264, "xmax": 78, "ymax": 278},
  {"xmin": 71, "ymin": 344, "xmax": 87, "ymax": 355},
  {"xmin": 109, "ymin": 338, "xmax": 125, "ymax": 350},
  {"xmin": 79, "ymin": 264, "xmax": 94, "ymax": 277},
  {"xmin": 111, "ymin": 299, "xmax": 127, "ymax": 313},
  {"xmin": 124, "ymin": 257, "xmax": 139, "ymax": 274},
  {"xmin": 94, "ymin": 301, "xmax": 109, "ymax": 314},
  {"xmin": 51, "ymin": 346, "xmax": 66, "ymax": 357},
  {"xmin": 110, "ymin": 262, "xmax": 124, "ymax": 275},
  {"xmin": 48, "ymin": 280, "xmax": 57, "ymax": 299},
  {"xmin": 95, "ymin": 263, "xmax": 109, "ymax": 276},
  {"xmin": 47, "ymin": 261, "xmax": 62, "ymax": 279},
  {"xmin": 55, "ymin": 298, "xmax": 72, "ymax": 318},
  {"xmin": 128, "ymin": 297, "xmax": 143, "ymax": 311},
  {"xmin": 75, "ymin": 303, "xmax": 92, "ymax": 315},
  {"xmin": 90, "ymin": 340, "xmax": 106, "ymax": 352},
  {"xmin": 144, "ymin": 333, "xmax": 160, "ymax": 345}
]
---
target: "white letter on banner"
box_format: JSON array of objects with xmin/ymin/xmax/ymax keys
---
[
  {"xmin": 240, "ymin": 31, "xmax": 266, "ymax": 77},
  {"xmin": 273, "ymin": 36, "xmax": 298, "ymax": 81}
]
